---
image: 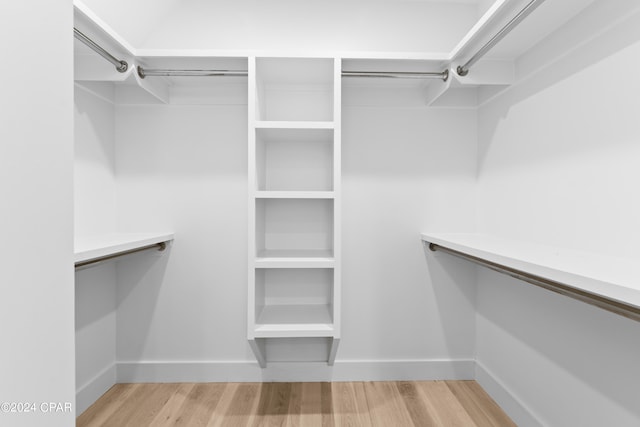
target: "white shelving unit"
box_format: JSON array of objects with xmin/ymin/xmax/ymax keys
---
[{"xmin": 248, "ymin": 57, "xmax": 341, "ymax": 367}]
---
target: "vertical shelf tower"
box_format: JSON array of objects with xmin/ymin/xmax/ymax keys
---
[{"xmin": 248, "ymin": 57, "xmax": 341, "ymax": 367}]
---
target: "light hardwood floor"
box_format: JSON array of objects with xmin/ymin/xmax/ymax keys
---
[{"xmin": 77, "ymin": 381, "xmax": 516, "ymax": 427}]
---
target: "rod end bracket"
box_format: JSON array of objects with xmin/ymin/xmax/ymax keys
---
[
  {"xmin": 137, "ymin": 66, "xmax": 146, "ymax": 79},
  {"xmin": 456, "ymin": 66, "xmax": 469, "ymax": 77},
  {"xmin": 117, "ymin": 60, "xmax": 128, "ymax": 73}
]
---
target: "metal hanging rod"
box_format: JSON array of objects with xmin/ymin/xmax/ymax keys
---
[
  {"xmin": 74, "ymin": 27, "xmax": 128, "ymax": 73},
  {"xmin": 342, "ymin": 70, "xmax": 449, "ymax": 81},
  {"xmin": 137, "ymin": 67, "xmax": 248, "ymax": 78},
  {"xmin": 457, "ymin": 0, "xmax": 547, "ymax": 76},
  {"xmin": 136, "ymin": 66, "xmax": 448, "ymax": 81},
  {"xmin": 75, "ymin": 242, "xmax": 167, "ymax": 270},
  {"xmin": 428, "ymin": 243, "xmax": 640, "ymax": 323}
]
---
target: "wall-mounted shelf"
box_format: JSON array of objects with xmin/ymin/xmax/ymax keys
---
[
  {"xmin": 254, "ymin": 121, "xmax": 335, "ymax": 130},
  {"xmin": 256, "ymin": 250, "xmax": 335, "ymax": 269},
  {"xmin": 75, "ymin": 232, "xmax": 174, "ymax": 269},
  {"xmin": 255, "ymin": 191, "xmax": 335, "ymax": 199},
  {"xmin": 421, "ymin": 233, "xmax": 640, "ymax": 321}
]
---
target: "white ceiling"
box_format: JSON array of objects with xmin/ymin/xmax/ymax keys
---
[{"xmin": 75, "ymin": 0, "xmax": 601, "ymax": 62}]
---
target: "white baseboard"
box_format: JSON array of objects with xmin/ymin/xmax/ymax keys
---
[
  {"xmin": 76, "ymin": 363, "xmax": 117, "ymax": 415},
  {"xmin": 117, "ymin": 358, "xmax": 475, "ymax": 383},
  {"xmin": 475, "ymin": 361, "xmax": 544, "ymax": 427}
]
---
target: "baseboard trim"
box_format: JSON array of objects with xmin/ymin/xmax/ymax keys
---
[
  {"xmin": 76, "ymin": 363, "xmax": 117, "ymax": 415},
  {"xmin": 475, "ymin": 361, "xmax": 545, "ymax": 427},
  {"xmin": 116, "ymin": 358, "xmax": 475, "ymax": 383}
]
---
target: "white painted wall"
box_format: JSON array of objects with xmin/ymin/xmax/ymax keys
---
[
  {"xmin": 0, "ymin": 1, "xmax": 75, "ymax": 426},
  {"xmin": 74, "ymin": 83, "xmax": 118, "ymax": 414},
  {"xmin": 74, "ymin": 83, "xmax": 117, "ymax": 237},
  {"xmin": 341, "ymin": 85, "xmax": 478, "ymax": 365},
  {"xmin": 476, "ymin": 1, "xmax": 640, "ymax": 425},
  {"xmin": 110, "ymin": 81, "xmax": 476, "ymax": 380},
  {"xmin": 114, "ymin": 97, "xmax": 251, "ymax": 372}
]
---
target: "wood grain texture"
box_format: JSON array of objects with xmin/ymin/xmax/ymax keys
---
[{"xmin": 77, "ymin": 381, "xmax": 514, "ymax": 427}]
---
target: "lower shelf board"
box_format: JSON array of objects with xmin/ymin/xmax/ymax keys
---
[{"xmin": 254, "ymin": 304, "xmax": 334, "ymax": 338}]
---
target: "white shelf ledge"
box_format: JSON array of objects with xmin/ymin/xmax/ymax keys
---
[
  {"xmin": 254, "ymin": 121, "xmax": 335, "ymax": 130},
  {"xmin": 255, "ymin": 191, "xmax": 334, "ymax": 199},
  {"xmin": 75, "ymin": 232, "xmax": 174, "ymax": 266},
  {"xmin": 255, "ymin": 249, "xmax": 334, "ymax": 268},
  {"xmin": 421, "ymin": 232, "xmax": 640, "ymax": 318},
  {"xmin": 255, "ymin": 304, "xmax": 334, "ymax": 338}
]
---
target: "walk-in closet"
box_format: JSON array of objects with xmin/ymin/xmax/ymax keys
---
[{"xmin": 2, "ymin": 0, "xmax": 640, "ymax": 426}]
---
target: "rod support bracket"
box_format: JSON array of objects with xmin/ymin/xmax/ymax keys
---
[
  {"xmin": 442, "ymin": 69, "xmax": 449, "ymax": 82},
  {"xmin": 117, "ymin": 60, "xmax": 129, "ymax": 73},
  {"xmin": 137, "ymin": 66, "xmax": 146, "ymax": 79},
  {"xmin": 456, "ymin": 66, "xmax": 469, "ymax": 77}
]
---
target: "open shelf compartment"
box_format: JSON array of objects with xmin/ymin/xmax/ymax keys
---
[
  {"xmin": 254, "ymin": 268, "xmax": 334, "ymax": 338},
  {"xmin": 255, "ymin": 57, "xmax": 335, "ymax": 122},
  {"xmin": 256, "ymin": 198, "xmax": 334, "ymax": 260},
  {"xmin": 256, "ymin": 128, "xmax": 334, "ymax": 192}
]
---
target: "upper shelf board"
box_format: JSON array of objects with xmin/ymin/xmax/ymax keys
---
[
  {"xmin": 421, "ymin": 232, "xmax": 640, "ymax": 310},
  {"xmin": 75, "ymin": 232, "xmax": 175, "ymax": 264}
]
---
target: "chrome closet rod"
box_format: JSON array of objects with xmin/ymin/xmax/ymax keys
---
[
  {"xmin": 75, "ymin": 242, "xmax": 167, "ymax": 270},
  {"xmin": 137, "ymin": 66, "xmax": 449, "ymax": 81},
  {"xmin": 427, "ymin": 243, "xmax": 640, "ymax": 323},
  {"xmin": 137, "ymin": 67, "xmax": 248, "ymax": 78},
  {"xmin": 342, "ymin": 70, "xmax": 448, "ymax": 81},
  {"xmin": 456, "ymin": 0, "xmax": 547, "ymax": 76},
  {"xmin": 74, "ymin": 27, "xmax": 128, "ymax": 73}
]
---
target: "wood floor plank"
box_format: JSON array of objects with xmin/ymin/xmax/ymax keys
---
[
  {"xmin": 209, "ymin": 383, "xmax": 261, "ymax": 427},
  {"xmin": 395, "ymin": 381, "xmax": 438, "ymax": 427},
  {"xmin": 171, "ymin": 382, "xmax": 228, "ymax": 427},
  {"xmin": 77, "ymin": 383, "xmax": 140, "ymax": 427},
  {"xmin": 363, "ymin": 381, "xmax": 414, "ymax": 427},
  {"xmin": 332, "ymin": 382, "xmax": 372, "ymax": 427},
  {"xmin": 320, "ymin": 382, "xmax": 335, "ymax": 427},
  {"xmin": 446, "ymin": 381, "xmax": 516, "ymax": 427},
  {"xmin": 294, "ymin": 381, "xmax": 333, "ymax": 427},
  {"xmin": 284, "ymin": 382, "xmax": 303, "ymax": 427},
  {"xmin": 122, "ymin": 383, "xmax": 181, "ymax": 427},
  {"xmin": 96, "ymin": 384, "xmax": 164, "ymax": 427},
  {"xmin": 149, "ymin": 383, "xmax": 195, "ymax": 425},
  {"xmin": 414, "ymin": 381, "xmax": 478, "ymax": 427},
  {"xmin": 254, "ymin": 382, "xmax": 293, "ymax": 427}
]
